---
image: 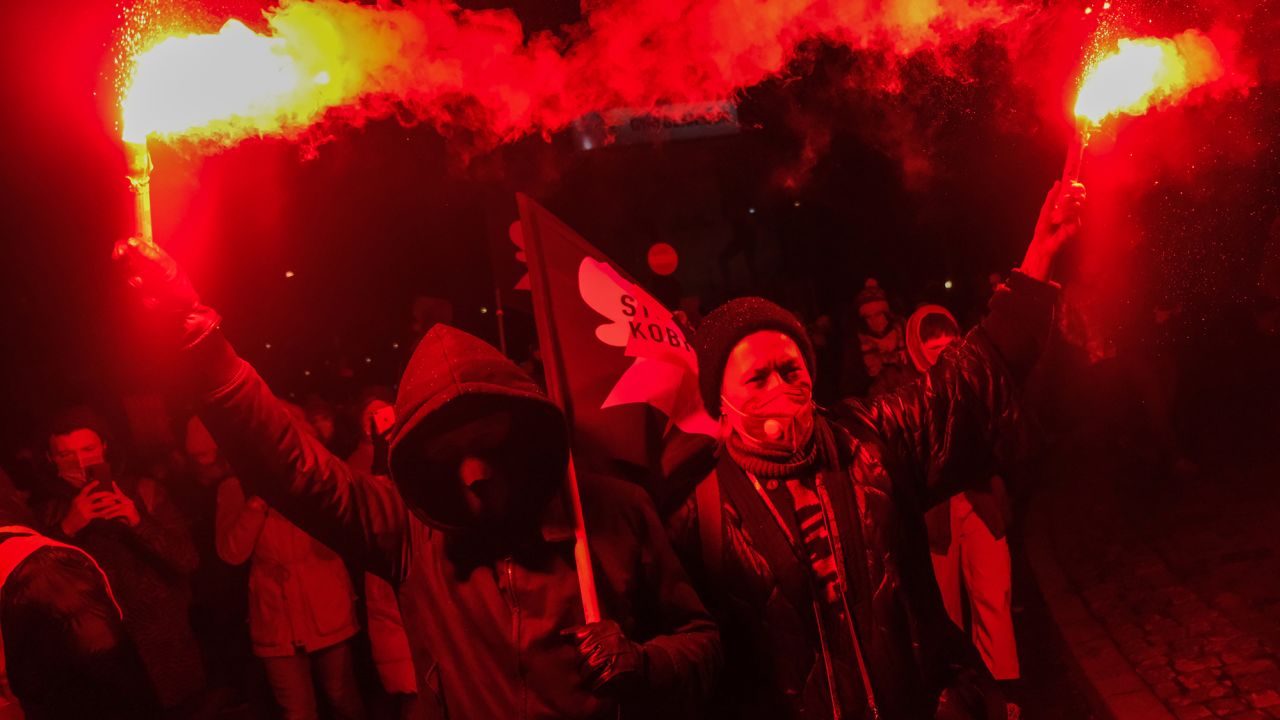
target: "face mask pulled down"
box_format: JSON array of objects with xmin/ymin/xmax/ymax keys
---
[{"xmin": 722, "ymin": 381, "xmax": 816, "ymax": 457}]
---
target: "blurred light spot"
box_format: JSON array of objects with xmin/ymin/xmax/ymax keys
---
[
  {"xmin": 480, "ymin": 307, "xmax": 489, "ymax": 314},
  {"xmin": 944, "ymin": 280, "xmax": 954, "ymax": 290},
  {"xmin": 647, "ymin": 243, "xmax": 679, "ymax": 276},
  {"xmin": 284, "ymin": 270, "xmax": 295, "ymax": 278}
]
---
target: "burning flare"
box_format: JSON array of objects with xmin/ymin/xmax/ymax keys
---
[
  {"xmin": 1073, "ymin": 30, "xmax": 1225, "ymax": 125},
  {"xmin": 121, "ymin": 17, "xmax": 338, "ymax": 144}
]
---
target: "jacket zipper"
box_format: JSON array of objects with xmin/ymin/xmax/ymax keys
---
[{"xmin": 505, "ymin": 557, "xmax": 526, "ymax": 718}]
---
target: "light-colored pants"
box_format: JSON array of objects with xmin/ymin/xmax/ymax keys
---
[
  {"xmin": 261, "ymin": 640, "xmax": 365, "ymax": 720},
  {"xmin": 930, "ymin": 494, "xmax": 1020, "ymax": 680}
]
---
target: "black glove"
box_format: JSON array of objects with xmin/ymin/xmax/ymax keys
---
[
  {"xmin": 113, "ymin": 237, "xmax": 220, "ymax": 348},
  {"xmin": 562, "ymin": 620, "xmax": 646, "ymax": 696}
]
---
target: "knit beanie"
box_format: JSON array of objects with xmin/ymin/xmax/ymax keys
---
[{"xmin": 694, "ymin": 297, "xmax": 816, "ymax": 418}]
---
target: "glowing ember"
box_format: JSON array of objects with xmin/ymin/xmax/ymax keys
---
[{"xmin": 1074, "ymin": 30, "xmax": 1226, "ymax": 125}]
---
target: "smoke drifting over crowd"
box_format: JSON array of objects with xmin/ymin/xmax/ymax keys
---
[{"xmin": 118, "ymin": 0, "xmax": 1031, "ymax": 148}]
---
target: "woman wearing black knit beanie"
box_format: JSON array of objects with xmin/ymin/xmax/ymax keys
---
[{"xmin": 664, "ymin": 180, "xmax": 1086, "ymax": 720}]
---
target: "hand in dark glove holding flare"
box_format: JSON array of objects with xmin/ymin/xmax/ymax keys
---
[
  {"xmin": 112, "ymin": 236, "xmax": 220, "ymax": 348},
  {"xmin": 562, "ymin": 620, "xmax": 647, "ymax": 697}
]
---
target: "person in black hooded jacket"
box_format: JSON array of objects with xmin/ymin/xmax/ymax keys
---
[
  {"xmin": 666, "ymin": 181, "xmax": 1084, "ymax": 719},
  {"xmin": 111, "ymin": 239, "xmax": 720, "ymax": 720}
]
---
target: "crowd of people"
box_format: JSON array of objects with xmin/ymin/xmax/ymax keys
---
[{"xmin": 0, "ymin": 181, "xmax": 1084, "ymax": 720}]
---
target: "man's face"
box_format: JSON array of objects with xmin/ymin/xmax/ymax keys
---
[
  {"xmin": 722, "ymin": 331, "xmax": 811, "ymax": 411},
  {"xmin": 420, "ymin": 410, "xmax": 516, "ymax": 526},
  {"xmin": 921, "ymin": 332, "xmax": 960, "ymax": 369},
  {"xmin": 49, "ymin": 428, "xmax": 106, "ymax": 487}
]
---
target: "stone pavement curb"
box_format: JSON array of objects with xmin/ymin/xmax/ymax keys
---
[{"xmin": 1026, "ymin": 486, "xmax": 1176, "ymax": 720}]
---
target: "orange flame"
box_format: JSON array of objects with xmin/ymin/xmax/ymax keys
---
[{"xmin": 1073, "ymin": 30, "xmax": 1225, "ymax": 126}]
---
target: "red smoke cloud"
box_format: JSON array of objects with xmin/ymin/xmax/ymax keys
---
[{"xmin": 117, "ymin": 0, "xmax": 1026, "ymax": 149}]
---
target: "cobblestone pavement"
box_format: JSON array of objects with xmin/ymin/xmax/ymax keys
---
[
  {"xmin": 1011, "ymin": 530, "xmax": 1099, "ymax": 719},
  {"xmin": 1039, "ymin": 447, "xmax": 1280, "ymax": 719}
]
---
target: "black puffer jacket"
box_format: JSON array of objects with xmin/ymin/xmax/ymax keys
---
[{"xmin": 666, "ymin": 271, "xmax": 1057, "ymax": 719}]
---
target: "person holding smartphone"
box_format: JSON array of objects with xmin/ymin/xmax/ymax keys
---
[
  {"xmin": 27, "ymin": 407, "xmax": 205, "ymax": 717},
  {"xmin": 1, "ymin": 469, "xmax": 160, "ymax": 720}
]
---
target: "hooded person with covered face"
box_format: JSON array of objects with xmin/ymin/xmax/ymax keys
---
[
  {"xmin": 666, "ymin": 181, "xmax": 1084, "ymax": 719},
  {"xmin": 112, "ymin": 241, "xmax": 720, "ymax": 720},
  {"xmin": 906, "ymin": 305, "xmax": 1020, "ymax": 689}
]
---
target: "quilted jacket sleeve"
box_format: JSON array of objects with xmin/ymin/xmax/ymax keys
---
[{"xmin": 186, "ymin": 328, "xmax": 413, "ymax": 583}]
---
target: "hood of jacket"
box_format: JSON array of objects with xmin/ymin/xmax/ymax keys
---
[
  {"xmin": 905, "ymin": 304, "xmax": 960, "ymax": 373},
  {"xmin": 388, "ymin": 325, "xmax": 569, "ymax": 532}
]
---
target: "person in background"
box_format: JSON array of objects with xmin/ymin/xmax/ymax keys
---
[
  {"xmin": 345, "ymin": 397, "xmax": 426, "ymax": 720},
  {"xmin": 853, "ymin": 278, "xmax": 912, "ymax": 396},
  {"xmin": 906, "ymin": 305, "xmax": 1020, "ymax": 689},
  {"xmin": 1, "ymin": 470, "xmax": 160, "ymax": 720},
  {"xmin": 216, "ymin": 404, "xmax": 366, "ymax": 720},
  {"xmin": 347, "ymin": 388, "xmax": 395, "ymax": 477},
  {"xmin": 304, "ymin": 397, "xmax": 342, "ymax": 452},
  {"xmin": 179, "ymin": 417, "xmax": 254, "ymax": 715},
  {"xmin": 26, "ymin": 407, "xmax": 204, "ymax": 717}
]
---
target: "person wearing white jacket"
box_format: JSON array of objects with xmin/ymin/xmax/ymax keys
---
[{"xmin": 215, "ymin": 407, "xmax": 365, "ymax": 720}]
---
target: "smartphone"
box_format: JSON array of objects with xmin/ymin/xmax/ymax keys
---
[
  {"xmin": 86, "ymin": 462, "xmax": 113, "ymax": 488},
  {"xmin": 371, "ymin": 406, "xmax": 397, "ymax": 438}
]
